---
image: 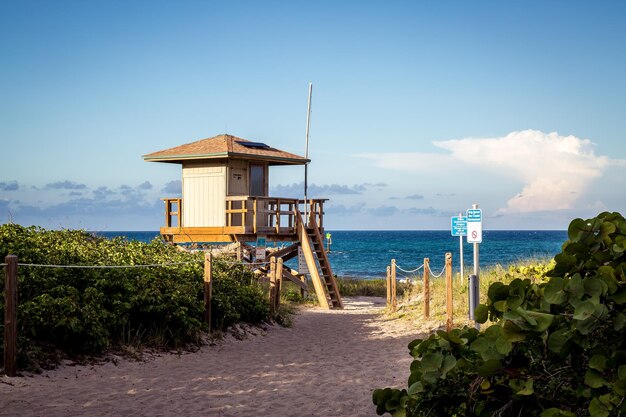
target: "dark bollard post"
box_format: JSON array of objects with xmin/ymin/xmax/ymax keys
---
[{"xmin": 468, "ymin": 274, "xmax": 480, "ymax": 330}]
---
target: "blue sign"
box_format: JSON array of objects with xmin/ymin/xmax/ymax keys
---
[
  {"xmin": 451, "ymin": 216, "xmax": 467, "ymax": 236},
  {"xmin": 467, "ymin": 209, "xmax": 482, "ymax": 222}
]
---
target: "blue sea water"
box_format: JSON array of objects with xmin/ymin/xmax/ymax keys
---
[{"xmin": 95, "ymin": 230, "xmax": 568, "ymax": 279}]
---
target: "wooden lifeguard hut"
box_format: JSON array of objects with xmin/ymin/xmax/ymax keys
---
[{"xmin": 143, "ymin": 134, "xmax": 342, "ymax": 309}]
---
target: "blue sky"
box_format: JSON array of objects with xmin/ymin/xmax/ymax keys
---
[{"xmin": 1, "ymin": 1, "xmax": 625, "ymax": 230}]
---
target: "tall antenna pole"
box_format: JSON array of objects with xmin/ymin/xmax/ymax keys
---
[{"xmin": 304, "ymin": 82, "xmax": 313, "ymax": 225}]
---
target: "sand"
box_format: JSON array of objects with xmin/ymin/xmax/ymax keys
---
[{"xmin": 0, "ymin": 297, "xmax": 424, "ymax": 417}]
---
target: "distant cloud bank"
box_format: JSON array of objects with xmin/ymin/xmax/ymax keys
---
[
  {"xmin": 0, "ymin": 181, "xmax": 19, "ymax": 191},
  {"xmin": 1, "ymin": 179, "xmax": 164, "ymax": 229},
  {"xmin": 271, "ymin": 182, "xmax": 387, "ymax": 198}
]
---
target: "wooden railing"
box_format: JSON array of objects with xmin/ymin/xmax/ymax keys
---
[
  {"xmin": 161, "ymin": 196, "xmax": 326, "ymax": 236},
  {"xmin": 225, "ymin": 196, "xmax": 327, "ymax": 235},
  {"xmin": 162, "ymin": 198, "xmax": 182, "ymax": 227}
]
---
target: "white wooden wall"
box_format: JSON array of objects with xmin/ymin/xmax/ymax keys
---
[{"xmin": 182, "ymin": 166, "xmax": 226, "ymax": 227}]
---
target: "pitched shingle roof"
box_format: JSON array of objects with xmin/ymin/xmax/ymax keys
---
[{"xmin": 143, "ymin": 134, "xmax": 309, "ymax": 165}]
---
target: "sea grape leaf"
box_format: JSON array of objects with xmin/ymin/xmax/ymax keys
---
[
  {"xmin": 488, "ymin": 282, "xmax": 509, "ymax": 302},
  {"xmin": 495, "ymin": 336, "xmax": 513, "ymax": 355},
  {"xmin": 420, "ymin": 352, "xmax": 443, "ymax": 373},
  {"xmin": 584, "ymin": 278, "xmax": 607, "ymax": 299},
  {"xmin": 568, "ymin": 218, "xmax": 588, "ymax": 241},
  {"xmin": 440, "ymin": 355, "xmax": 456, "ymax": 379},
  {"xmin": 589, "ymin": 354, "xmax": 607, "ymax": 372},
  {"xmin": 407, "ymin": 381, "xmax": 424, "ymax": 396},
  {"xmin": 548, "ymin": 328, "xmax": 572, "ymax": 355},
  {"xmin": 613, "ymin": 379, "xmax": 626, "ymax": 396},
  {"xmin": 493, "ymin": 300, "xmax": 507, "ymax": 312},
  {"xmin": 502, "ymin": 321, "xmax": 526, "ymax": 342},
  {"xmin": 565, "ymin": 274, "xmax": 584, "ymax": 300},
  {"xmin": 474, "ymin": 304, "xmax": 489, "ymax": 324},
  {"xmin": 600, "ymin": 221, "xmax": 616, "ymax": 243},
  {"xmin": 545, "ymin": 277, "xmax": 568, "ymax": 304},
  {"xmin": 478, "ymin": 359, "xmax": 503, "ymax": 377},
  {"xmin": 573, "ymin": 300, "xmax": 596, "ymax": 321},
  {"xmin": 447, "ymin": 330, "xmax": 466, "ymax": 345},
  {"xmin": 589, "ymin": 396, "xmax": 611, "ymax": 417},
  {"xmin": 585, "ymin": 369, "xmax": 606, "ymax": 389},
  {"xmin": 610, "ymin": 287, "xmax": 626, "ymax": 304}
]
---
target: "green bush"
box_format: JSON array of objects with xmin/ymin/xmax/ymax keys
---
[
  {"xmin": 0, "ymin": 224, "xmax": 272, "ymax": 370},
  {"xmin": 373, "ymin": 212, "xmax": 626, "ymax": 417}
]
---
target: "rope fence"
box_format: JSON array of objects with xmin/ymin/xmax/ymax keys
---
[
  {"xmin": 10, "ymin": 257, "xmax": 273, "ymax": 270},
  {"xmin": 396, "ymin": 264, "xmax": 424, "ymax": 274},
  {"xmin": 2, "ymin": 251, "xmax": 279, "ymax": 377},
  {"xmin": 386, "ymin": 253, "xmax": 455, "ymax": 331},
  {"xmin": 16, "ymin": 261, "xmax": 200, "ymax": 269}
]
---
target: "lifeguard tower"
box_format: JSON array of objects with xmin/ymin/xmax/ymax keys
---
[{"xmin": 143, "ymin": 134, "xmax": 342, "ymax": 309}]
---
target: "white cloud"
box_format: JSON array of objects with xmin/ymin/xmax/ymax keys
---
[
  {"xmin": 434, "ymin": 130, "xmax": 612, "ymax": 213},
  {"xmin": 358, "ymin": 129, "xmax": 622, "ymax": 214}
]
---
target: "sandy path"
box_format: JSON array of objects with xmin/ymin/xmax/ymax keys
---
[{"xmin": 0, "ymin": 297, "xmax": 422, "ymax": 417}]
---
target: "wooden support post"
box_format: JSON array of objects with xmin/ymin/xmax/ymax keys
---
[
  {"xmin": 445, "ymin": 252, "xmax": 453, "ymax": 332},
  {"xmin": 236, "ymin": 242, "xmax": 242, "ymax": 261},
  {"xmin": 423, "ymin": 258, "xmax": 430, "ymax": 319},
  {"xmin": 300, "ymin": 274, "xmax": 307, "ymax": 299},
  {"xmin": 275, "ymin": 258, "xmax": 283, "ymax": 312},
  {"xmin": 269, "ymin": 256, "xmax": 277, "ymax": 317},
  {"xmin": 164, "ymin": 200, "xmax": 170, "ymax": 227},
  {"xmin": 253, "ymin": 198, "xmax": 258, "ymax": 234},
  {"xmin": 227, "ymin": 200, "xmax": 233, "ymax": 227},
  {"xmin": 4, "ymin": 255, "xmax": 18, "ymax": 377},
  {"xmin": 275, "ymin": 199, "xmax": 281, "ymax": 234},
  {"xmin": 386, "ymin": 265, "xmax": 391, "ymax": 307},
  {"xmin": 391, "ymin": 259, "xmax": 397, "ymax": 312},
  {"xmin": 203, "ymin": 253, "xmax": 213, "ymax": 332}
]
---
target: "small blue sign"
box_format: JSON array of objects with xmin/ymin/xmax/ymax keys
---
[
  {"xmin": 467, "ymin": 209, "xmax": 482, "ymax": 222},
  {"xmin": 451, "ymin": 216, "xmax": 467, "ymax": 236}
]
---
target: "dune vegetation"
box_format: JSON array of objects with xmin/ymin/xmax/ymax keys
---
[
  {"xmin": 0, "ymin": 224, "xmax": 279, "ymax": 371},
  {"xmin": 374, "ymin": 212, "xmax": 626, "ymax": 417}
]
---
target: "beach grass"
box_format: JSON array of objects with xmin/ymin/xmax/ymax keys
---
[{"xmin": 389, "ymin": 259, "xmax": 554, "ymax": 330}]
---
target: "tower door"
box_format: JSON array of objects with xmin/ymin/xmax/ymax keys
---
[{"xmin": 182, "ymin": 167, "xmax": 226, "ymax": 227}]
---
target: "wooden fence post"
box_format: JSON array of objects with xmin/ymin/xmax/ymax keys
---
[
  {"xmin": 445, "ymin": 252, "xmax": 453, "ymax": 332},
  {"xmin": 204, "ymin": 253, "xmax": 213, "ymax": 332},
  {"xmin": 391, "ymin": 259, "xmax": 397, "ymax": 312},
  {"xmin": 236, "ymin": 242, "xmax": 242, "ymax": 261},
  {"xmin": 269, "ymin": 256, "xmax": 276, "ymax": 317},
  {"xmin": 4, "ymin": 255, "xmax": 18, "ymax": 377},
  {"xmin": 386, "ymin": 265, "xmax": 391, "ymax": 307},
  {"xmin": 275, "ymin": 258, "xmax": 283, "ymax": 312},
  {"xmin": 423, "ymin": 258, "xmax": 430, "ymax": 319}
]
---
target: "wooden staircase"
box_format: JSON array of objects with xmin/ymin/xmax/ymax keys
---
[{"xmin": 297, "ymin": 211, "xmax": 343, "ymax": 309}]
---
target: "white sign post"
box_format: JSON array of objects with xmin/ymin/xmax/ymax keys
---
[
  {"xmin": 466, "ymin": 204, "xmax": 482, "ymax": 330},
  {"xmin": 466, "ymin": 208, "xmax": 482, "ymax": 244}
]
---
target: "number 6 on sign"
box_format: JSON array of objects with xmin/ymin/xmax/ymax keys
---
[{"xmin": 466, "ymin": 209, "xmax": 482, "ymax": 243}]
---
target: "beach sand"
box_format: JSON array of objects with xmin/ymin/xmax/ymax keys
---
[{"xmin": 0, "ymin": 297, "xmax": 423, "ymax": 417}]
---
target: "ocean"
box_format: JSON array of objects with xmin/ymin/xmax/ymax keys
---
[{"xmin": 95, "ymin": 230, "xmax": 568, "ymax": 279}]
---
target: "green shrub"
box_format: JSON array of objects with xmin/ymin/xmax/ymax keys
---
[
  {"xmin": 0, "ymin": 224, "xmax": 273, "ymax": 370},
  {"xmin": 373, "ymin": 212, "xmax": 626, "ymax": 417}
]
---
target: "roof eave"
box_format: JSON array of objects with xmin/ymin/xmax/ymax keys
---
[
  {"xmin": 142, "ymin": 152, "xmax": 229, "ymax": 163},
  {"xmin": 142, "ymin": 152, "xmax": 309, "ymax": 165}
]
